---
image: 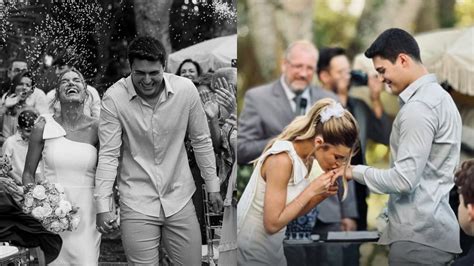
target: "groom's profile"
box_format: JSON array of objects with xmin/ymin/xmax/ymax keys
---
[{"xmin": 94, "ymin": 36, "xmax": 223, "ymax": 265}]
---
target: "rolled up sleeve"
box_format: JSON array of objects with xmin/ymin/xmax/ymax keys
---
[
  {"xmin": 186, "ymin": 84, "xmax": 220, "ymax": 193},
  {"xmin": 94, "ymin": 93, "xmax": 123, "ymax": 213},
  {"xmin": 353, "ymin": 102, "xmax": 436, "ymax": 194}
]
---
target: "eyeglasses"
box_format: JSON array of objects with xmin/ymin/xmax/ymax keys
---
[{"xmin": 286, "ymin": 61, "xmax": 315, "ymax": 72}]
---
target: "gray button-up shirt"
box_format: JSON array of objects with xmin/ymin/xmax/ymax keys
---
[
  {"xmin": 353, "ymin": 74, "xmax": 462, "ymax": 253},
  {"xmin": 94, "ymin": 73, "xmax": 219, "ymax": 218}
]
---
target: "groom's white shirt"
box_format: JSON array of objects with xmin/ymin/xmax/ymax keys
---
[{"xmin": 94, "ymin": 73, "xmax": 219, "ymax": 218}]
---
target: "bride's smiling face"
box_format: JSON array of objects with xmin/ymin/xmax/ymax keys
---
[{"xmin": 58, "ymin": 71, "xmax": 86, "ymax": 103}]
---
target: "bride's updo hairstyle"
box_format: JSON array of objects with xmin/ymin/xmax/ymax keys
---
[
  {"xmin": 263, "ymin": 98, "xmax": 359, "ymax": 200},
  {"xmin": 264, "ymin": 98, "xmax": 359, "ymax": 152}
]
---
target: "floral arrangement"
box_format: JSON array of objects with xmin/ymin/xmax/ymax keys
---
[
  {"xmin": 20, "ymin": 180, "xmax": 80, "ymax": 233},
  {"xmin": 0, "ymin": 154, "xmax": 13, "ymax": 177}
]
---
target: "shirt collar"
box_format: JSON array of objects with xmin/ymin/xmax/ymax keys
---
[
  {"xmin": 125, "ymin": 73, "xmax": 175, "ymax": 101},
  {"xmin": 280, "ymin": 75, "xmax": 310, "ymax": 101},
  {"xmin": 14, "ymin": 132, "xmax": 27, "ymax": 143},
  {"xmin": 399, "ymin": 73, "xmax": 437, "ymax": 105}
]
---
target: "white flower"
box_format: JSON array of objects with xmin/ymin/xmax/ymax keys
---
[
  {"xmin": 59, "ymin": 193, "xmax": 67, "ymax": 201},
  {"xmin": 24, "ymin": 196, "xmax": 34, "ymax": 207},
  {"xmin": 49, "ymin": 221, "xmax": 62, "ymax": 233},
  {"xmin": 42, "ymin": 203, "xmax": 52, "ymax": 217},
  {"xmin": 59, "ymin": 218, "xmax": 69, "ymax": 230},
  {"xmin": 71, "ymin": 215, "xmax": 80, "ymax": 230},
  {"xmin": 55, "ymin": 207, "xmax": 67, "ymax": 218},
  {"xmin": 320, "ymin": 102, "xmax": 345, "ymax": 123},
  {"xmin": 58, "ymin": 200, "xmax": 72, "ymax": 213},
  {"xmin": 32, "ymin": 185, "xmax": 47, "ymax": 200},
  {"xmin": 32, "ymin": 206, "xmax": 46, "ymax": 219},
  {"xmin": 54, "ymin": 183, "xmax": 65, "ymax": 193},
  {"xmin": 48, "ymin": 194, "xmax": 60, "ymax": 204}
]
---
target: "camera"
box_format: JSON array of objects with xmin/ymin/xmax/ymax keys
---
[{"xmin": 350, "ymin": 70, "xmax": 368, "ymax": 86}]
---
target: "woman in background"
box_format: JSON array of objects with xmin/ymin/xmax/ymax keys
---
[{"xmin": 176, "ymin": 58, "xmax": 202, "ymax": 84}]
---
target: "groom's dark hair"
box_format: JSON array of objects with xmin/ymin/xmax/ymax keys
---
[
  {"xmin": 127, "ymin": 36, "xmax": 167, "ymax": 67},
  {"xmin": 365, "ymin": 28, "xmax": 422, "ymax": 63}
]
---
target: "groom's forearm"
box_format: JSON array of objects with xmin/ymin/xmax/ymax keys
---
[{"xmin": 94, "ymin": 165, "xmax": 117, "ymax": 213}]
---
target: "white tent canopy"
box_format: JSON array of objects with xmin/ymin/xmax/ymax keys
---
[
  {"xmin": 167, "ymin": 34, "xmax": 237, "ymax": 75},
  {"xmin": 353, "ymin": 27, "xmax": 474, "ymax": 96}
]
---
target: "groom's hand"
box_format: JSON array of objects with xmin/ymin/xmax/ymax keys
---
[
  {"xmin": 96, "ymin": 212, "xmax": 119, "ymax": 234},
  {"xmin": 208, "ymin": 192, "xmax": 223, "ymax": 213}
]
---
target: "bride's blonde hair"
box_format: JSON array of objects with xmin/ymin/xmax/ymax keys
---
[{"xmin": 263, "ymin": 98, "xmax": 359, "ymax": 200}]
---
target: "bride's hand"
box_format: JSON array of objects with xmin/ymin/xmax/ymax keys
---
[
  {"xmin": 322, "ymin": 182, "xmax": 338, "ymax": 198},
  {"xmin": 96, "ymin": 211, "xmax": 119, "ymax": 234},
  {"xmin": 307, "ymin": 170, "xmax": 337, "ymax": 196}
]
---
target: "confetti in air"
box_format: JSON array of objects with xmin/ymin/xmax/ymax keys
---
[
  {"xmin": 1, "ymin": 1, "xmax": 110, "ymax": 80},
  {"xmin": 207, "ymin": 0, "xmax": 236, "ymax": 22},
  {"xmin": 171, "ymin": 0, "xmax": 236, "ymax": 50}
]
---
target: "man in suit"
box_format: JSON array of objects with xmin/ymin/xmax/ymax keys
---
[{"xmin": 238, "ymin": 40, "xmax": 338, "ymax": 164}]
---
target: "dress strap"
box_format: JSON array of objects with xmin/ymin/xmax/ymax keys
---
[
  {"xmin": 39, "ymin": 114, "xmax": 66, "ymax": 140},
  {"xmin": 266, "ymin": 141, "xmax": 307, "ymax": 185}
]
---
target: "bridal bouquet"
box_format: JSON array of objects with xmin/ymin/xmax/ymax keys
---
[{"xmin": 20, "ymin": 180, "xmax": 80, "ymax": 233}]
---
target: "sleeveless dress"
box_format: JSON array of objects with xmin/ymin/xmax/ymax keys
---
[
  {"xmin": 41, "ymin": 114, "xmax": 100, "ymax": 265},
  {"xmin": 237, "ymin": 140, "xmax": 309, "ymax": 266}
]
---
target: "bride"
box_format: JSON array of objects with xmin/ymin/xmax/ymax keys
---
[
  {"xmin": 22, "ymin": 68, "xmax": 101, "ymax": 265},
  {"xmin": 237, "ymin": 98, "xmax": 359, "ymax": 265}
]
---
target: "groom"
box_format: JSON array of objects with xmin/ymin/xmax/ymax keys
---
[
  {"xmin": 343, "ymin": 28, "xmax": 462, "ymax": 265},
  {"xmin": 94, "ymin": 36, "xmax": 223, "ymax": 265}
]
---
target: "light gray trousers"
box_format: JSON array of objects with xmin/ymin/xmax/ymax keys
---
[
  {"xmin": 389, "ymin": 241, "xmax": 456, "ymax": 266},
  {"xmin": 120, "ymin": 199, "xmax": 202, "ymax": 265}
]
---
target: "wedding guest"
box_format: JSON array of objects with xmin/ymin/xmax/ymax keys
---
[
  {"xmin": 0, "ymin": 70, "xmax": 48, "ymax": 145},
  {"xmin": 94, "ymin": 36, "xmax": 223, "ymax": 265},
  {"xmin": 238, "ymin": 40, "xmax": 338, "ymax": 164},
  {"xmin": 218, "ymin": 114, "xmax": 237, "ymax": 265},
  {"xmin": 453, "ymin": 159, "xmax": 474, "ymax": 266},
  {"xmin": 176, "ymin": 58, "xmax": 202, "ymax": 84},
  {"xmin": 343, "ymin": 28, "xmax": 462, "ymax": 265},
  {"xmin": 2, "ymin": 110, "xmax": 41, "ymax": 184},
  {"xmin": 0, "ymin": 58, "xmax": 28, "ymax": 96},
  {"xmin": 316, "ymin": 46, "xmax": 392, "ymax": 231},
  {"xmin": 187, "ymin": 70, "xmax": 237, "ymax": 245},
  {"xmin": 237, "ymin": 98, "xmax": 359, "ymax": 266}
]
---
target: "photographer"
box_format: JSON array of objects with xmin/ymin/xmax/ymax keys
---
[{"xmin": 316, "ymin": 47, "xmax": 392, "ymax": 231}]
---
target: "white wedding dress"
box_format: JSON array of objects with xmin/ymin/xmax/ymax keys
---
[
  {"xmin": 41, "ymin": 114, "xmax": 100, "ymax": 265},
  {"xmin": 237, "ymin": 140, "xmax": 310, "ymax": 266}
]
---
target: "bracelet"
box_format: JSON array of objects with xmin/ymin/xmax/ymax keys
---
[{"xmin": 294, "ymin": 198, "xmax": 305, "ymax": 209}]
